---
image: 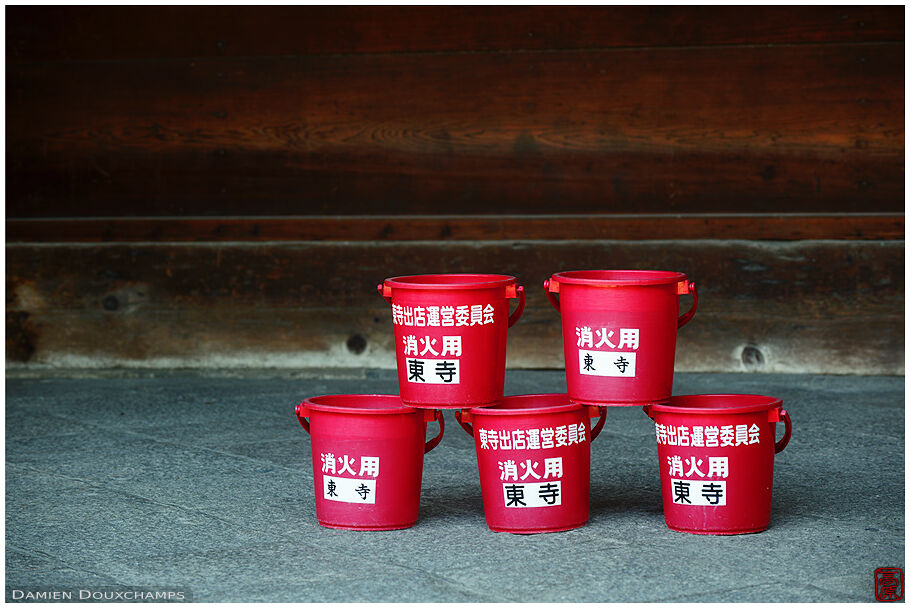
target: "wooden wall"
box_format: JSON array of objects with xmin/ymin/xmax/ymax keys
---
[{"xmin": 6, "ymin": 6, "xmax": 904, "ymax": 374}]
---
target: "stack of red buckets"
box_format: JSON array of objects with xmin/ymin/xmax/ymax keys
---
[{"xmin": 296, "ymin": 272, "xmax": 791, "ymax": 534}]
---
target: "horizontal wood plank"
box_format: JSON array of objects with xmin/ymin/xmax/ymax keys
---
[
  {"xmin": 7, "ymin": 6, "xmax": 902, "ymax": 60},
  {"xmin": 8, "ymin": 43, "xmax": 903, "ymax": 217},
  {"xmin": 6, "ymin": 215, "xmax": 904, "ymax": 243},
  {"xmin": 7, "ymin": 241, "xmax": 903, "ymax": 374}
]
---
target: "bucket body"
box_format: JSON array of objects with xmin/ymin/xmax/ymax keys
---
[
  {"xmin": 644, "ymin": 394, "xmax": 791, "ymax": 535},
  {"xmin": 379, "ymin": 274, "xmax": 525, "ymax": 408},
  {"xmin": 545, "ymin": 270, "xmax": 697, "ymax": 406},
  {"xmin": 456, "ymin": 394, "xmax": 606, "ymax": 534},
  {"xmin": 296, "ymin": 395, "xmax": 444, "ymax": 530}
]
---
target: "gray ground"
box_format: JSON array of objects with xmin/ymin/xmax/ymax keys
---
[{"xmin": 5, "ymin": 370, "xmax": 904, "ymax": 602}]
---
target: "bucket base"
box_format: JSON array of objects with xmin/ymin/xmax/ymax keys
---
[
  {"xmin": 569, "ymin": 396, "xmax": 670, "ymax": 407},
  {"xmin": 405, "ymin": 400, "xmax": 501, "ymax": 410},
  {"xmin": 667, "ymin": 523, "xmax": 769, "ymax": 536},
  {"xmin": 318, "ymin": 520, "xmax": 417, "ymax": 532},
  {"xmin": 488, "ymin": 521, "xmax": 587, "ymax": 535}
]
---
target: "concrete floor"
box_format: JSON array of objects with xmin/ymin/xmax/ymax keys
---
[{"xmin": 5, "ymin": 370, "xmax": 904, "ymax": 602}]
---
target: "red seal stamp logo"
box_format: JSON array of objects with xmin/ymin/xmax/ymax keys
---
[{"xmin": 875, "ymin": 567, "xmax": 903, "ymax": 602}]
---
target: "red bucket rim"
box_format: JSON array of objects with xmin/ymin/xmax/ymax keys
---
[
  {"xmin": 383, "ymin": 273, "xmax": 517, "ymax": 290},
  {"xmin": 302, "ymin": 394, "xmax": 417, "ymax": 415},
  {"xmin": 647, "ymin": 394, "xmax": 783, "ymax": 415},
  {"xmin": 550, "ymin": 270, "xmax": 687, "ymax": 286},
  {"xmin": 465, "ymin": 393, "xmax": 582, "ymax": 416}
]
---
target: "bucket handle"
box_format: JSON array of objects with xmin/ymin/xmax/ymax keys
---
[
  {"xmin": 543, "ymin": 278, "xmax": 560, "ymax": 313},
  {"xmin": 455, "ymin": 405, "xmax": 606, "ymax": 441},
  {"xmin": 677, "ymin": 281, "xmax": 698, "ymax": 329},
  {"xmin": 296, "ymin": 403, "xmax": 445, "ymax": 453},
  {"xmin": 774, "ymin": 408, "xmax": 791, "ymax": 454},
  {"xmin": 376, "ymin": 283, "xmax": 392, "ymax": 305},
  {"xmin": 588, "ymin": 405, "xmax": 607, "ymax": 442},
  {"xmin": 508, "ymin": 285, "xmax": 526, "ymax": 328},
  {"xmin": 424, "ymin": 409, "xmax": 445, "ymax": 453},
  {"xmin": 454, "ymin": 409, "xmax": 474, "ymax": 437},
  {"xmin": 295, "ymin": 402, "xmax": 311, "ymax": 434}
]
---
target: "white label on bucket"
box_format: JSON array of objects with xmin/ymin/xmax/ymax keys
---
[
  {"xmin": 405, "ymin": 358, "xmax": 460, "ymax": 384},
  {"xmin": 578, "ymin": 350, "xmax": 636, "ymax": 377},
  {"xmin": 502, "ymin": 481, "xmax": 562, "ymax": 508},
  {"xmin": 323, "ymin": 476, "xmax": 377, "ymax": 504},
  {"xmin": 669, "ymin": 479, "xmax": 726, "ymax": 506}
]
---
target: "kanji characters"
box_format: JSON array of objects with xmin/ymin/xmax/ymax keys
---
[
  {"xmin": 338, "ymin": 455, "xmax": 357, "ymax": 475},
  {"xmin": 538, "ymin": 483, "xmax": 560, "ymax": 505},
  {"xmin": 358, "ymin": 456, "xmax": 380, "ymax": 477},
  {"xmin": 684, "ymin": 457, "xmax": 705, "ymax": 478},
  {"xmin": 583, "ymin": 353, "xmax": 595, "ymax": 371},
  {"xmin": 543, "ymin": 457, "xmax": 563, "ymax": 479},
  {"xmin": 419, "ymin": 336, "xmax": 438, "ymax": 356},
  {"xmin": 617, "ymin": 328, "xmax": 639, "ymax": 349},
  {"xmin": 707, "ymin": 456, "xmax": 729, "ymax": 479},
  {"xmin": 393, "ymin": 303, "xmax": 496, "ymax": 325},
  {"xmin": 574, "ymin": 326, "xmax": 640, "ymax": 350},
  {"xmin": 470, "ymin": 304, "xmax": 483, "ymax": 326},
  {"xmin": 519, "ymin": 459, "xmax": 541, "ymax": 480},
  {"xmin": 441, "ymin": 336, "xmax": 462, "ymax": 356},
  {"xmin": 435, "ymin": 361, "xmax": 456, "ymax": 383},
  {"xmin": 321, "ymin": 452, "xmax": 336, "ymax": 474},
  {"xmin": 701, "ymin": 482, "xmax": 723, "ymax": 505},
  {"xmin": 734, "ymin": 424, "xmax": 749, "ymax": 446},
  {"xmin": 667, "ymin": 455, "xmax": 684, "ymax": 477},
  {"xmin": 408, "ymin": 359, "xmax": 424, "ymax": 382},
  {"xmin": 403, "ymin": 335, "xmax": 418, "ymax": 356},
  {"xmin": 595, "ymin": 328, "xmax": 615, "ymax": 348},
  {"xmin": 505, "ymin": 484, "xmax": 525, "ymax": 507},
  {"xmin": 673, "ymin": 480, "xmax": 691, "ymax": 504},
  {"xmin": 499, "ymin": 460, "xmax": 518, "ymax": 481},
  {"xmin": 576, "ymin": 326, "xmax": 593, "ymax": 348}
]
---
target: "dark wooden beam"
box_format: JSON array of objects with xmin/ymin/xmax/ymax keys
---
[
  {"xmin": 8, "ymin": 43, "xmax": 903, "ymax": 217},
  {"xmin": 6, "ymin": 214, "xmax": 904, "ymax": 243},
  {"xmin": 7, "ymin": 6, "xmax": 902, "ymax": 61}
]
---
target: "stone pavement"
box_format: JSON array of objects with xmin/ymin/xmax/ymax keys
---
[{"xmin": 5, "ymin": 370, "xmax": 904, "ymax": 602}]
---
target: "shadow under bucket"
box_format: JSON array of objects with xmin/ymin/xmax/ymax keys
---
[
  {"xmin": 456, "ymin": 394, "xmax": 606, "ymax": 534},
  {"xmin": 644, "ymin": 394, "xmax": 792, "ymax": 535},
  {"xmin": 296, "ymin": 395, "xmax": 444, "ymax": 530}
]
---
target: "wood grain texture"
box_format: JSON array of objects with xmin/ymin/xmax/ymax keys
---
[
  {"xmin": 7, "ymin": 241, "xmax": 903, "ymax": 373},
  {"xmin": 7, "ymin": 6, "xmax": 901, "ymax": 60},
  {"xmin": 6, "ymin": 215, "xmax": 904, "ymax": 243},
  {"xmin": 8, "ymin": 42, "xmax": 903, "ymax": 217}
]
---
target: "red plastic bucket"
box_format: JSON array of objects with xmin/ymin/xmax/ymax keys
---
[
  {"xmin": 544, "ymin": 270, "xmax": 697, "ymax": 406},
  {"xmin": 643, "ymin": 394, "xmax": 792, "ymax": 535},
  {"xmin": 379, "ymin": 274, "xmax": 525, "ymax": 409},
  {"xmin": 295, "ymin": 395, "xmax": 444, "ymax": 530},
  {"xmin": 455, "ymin": 394, "xmax": 606, "ymax": 534}
]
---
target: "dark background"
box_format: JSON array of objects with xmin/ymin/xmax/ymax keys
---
[{"xmin": 6, "ymin": 6, "xmax": 904, "ymax": 373}]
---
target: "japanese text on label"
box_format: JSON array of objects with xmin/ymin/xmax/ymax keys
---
[
  {"xmin": 477, "ymin": 423, "xmax": 587, "ymax": 450},
  {"xmin": 503, "ymin": 481, "xmax": 563, "ymax": 508},
  {"xmin": 393, "ymin": 304, "xmax": 495, "ymax": 327},
  {"xmin": 405, "ymin": 358, "xmax": 460, "ymax": 384},
  {"xmin": 670, "ymin": 479, "xmax": 726, "ymax": 506},
  {"xmin": 654, "ymin": 423, "xmax": 760, "ymax": 446},
  {"xmin": 320, "ymin": 453, "xmax": 380, "ymax": 504},
  {"xmin": 579, "ymin": 350, "xmax": 637, "ymax": 377},
  {"xmin": 576, "ymin": 327, "xmax": 639, "ymax": 350}
]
